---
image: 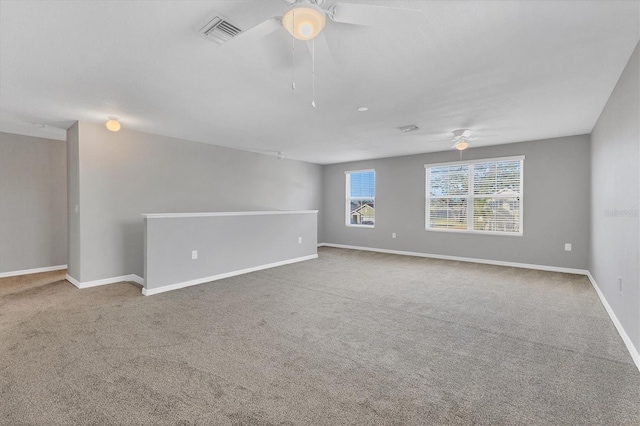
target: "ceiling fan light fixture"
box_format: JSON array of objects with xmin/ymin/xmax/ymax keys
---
[
  {"xmin": 454, "ymin": 140, "xmax": 469, "ymax": 151},
  {"xmin": 282, "ymin": 4, "xmax": 326, "ymax": 40}
]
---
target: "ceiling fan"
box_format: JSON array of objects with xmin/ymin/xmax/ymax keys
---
[
  {"xmin": 208, "ymin": 0, "xmax": 417, "ymax": 107},
  {"xmin": 234, "ymin": 0, "xmax": 419, "ymax": 45},
  {"xmin": 450, "ymin": 129, "xmax": 473, "ymax": 151},
  {"xmin": 427, "ymin": 129, "xmax": 480, "ymax": 151},
  {"xmin": 198, "ymin": 1, "xmax": 417, "ymax": 106}
]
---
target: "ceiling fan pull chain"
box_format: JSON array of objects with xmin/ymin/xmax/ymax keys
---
[
  {"xmin": 292, "ymin": 9, "xmax": 295, "ymax": 90},
  {"xmin": 311, "ymin": 38, "xmax": 316, "ymax": 108}
]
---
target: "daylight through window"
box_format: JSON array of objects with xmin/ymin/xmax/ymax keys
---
[
  {"xmin": 346, "ymin": 170, "xmax": 375, "ymax": 227},
  {"xmin": 425, "ymin": 156, "xmax": 523, "ymax": 235}
]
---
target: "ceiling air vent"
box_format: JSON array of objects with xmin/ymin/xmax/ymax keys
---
[
  {"xmin": 197, "ymin": 15, "xmax": 242, "ymax": 44},
  {"xmin": 397, "ymin": 124, "xmax": 419, "ymax": 133}
]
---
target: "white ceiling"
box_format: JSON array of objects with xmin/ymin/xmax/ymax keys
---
[{"xmin": 1, "ymin": 0, "xmax": 638, "ymax": 164}]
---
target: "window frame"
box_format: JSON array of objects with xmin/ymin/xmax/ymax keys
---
[
  {"xmin": 424, "ymin": 156, "xmax": 524, "ymax": 236},
  {"xmin": 345, "ymin": 169, "xmax": 376, "ymax": 228}
]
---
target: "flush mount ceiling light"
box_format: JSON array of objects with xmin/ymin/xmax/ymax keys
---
[
  {"xmin": 282, "ymin": 3, "xmax": 326, "ymax": 41},
  {"xmin": 357, "ymin": 106, "xmax": 368, "ymax": 112},
  {"xmin": 106, "ymin": 118, "xmax": 121, "ymax": 132}
]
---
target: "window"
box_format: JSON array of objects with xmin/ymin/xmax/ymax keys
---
[
  {"xmin": 346, "ymin": 170, "xmax": 375, "ymax": 227},
  {"xmin": 425, "ymin": 156, "xmax": 523, "ymax": 235}
]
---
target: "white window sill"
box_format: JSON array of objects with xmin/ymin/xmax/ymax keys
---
[{"xmin": 425, "ymin": 227, "xmax": 522, "ymax": 237}]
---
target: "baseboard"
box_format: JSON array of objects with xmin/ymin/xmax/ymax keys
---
[
  {"xmin": 65, "ymin": 274, "xmax": 81, "ymax": 288},
  {"xmin": 318, "ymin": 243, "xmax": 588, "ymax": 275},
  {"xmin": 142, "ymin": 254, "xmax": 318, "ymax": 296},
  {"xmin": 0, "ymin": 264, "xmax": 67, "ymax": 278},
  {"xmin": 66, "ymin": 273, "xmax": 144, "ymax": 289},
  {"xmin": 586, "ymin": 272, "xmax": 640, "ymax": 372}
]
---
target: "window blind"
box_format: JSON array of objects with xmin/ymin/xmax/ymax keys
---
[
  {"xmin": 426, "ymin": 157, "xmax": 523, "ymax": 235},
  {"xmin": 346, "ymin": 170, "xmax": 375, "ymax": 227}
]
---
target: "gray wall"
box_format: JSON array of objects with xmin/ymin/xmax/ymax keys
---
[
  {"xmin": 322, "ymin": 135, "xmax": 590, "ymax": 270},
  {"xmin": 590, "ymin": 42, "xmax": 639, "ymax": 353},
  {"xmin": 68, "ymin": 121, "xmax": 323, "ymax": 282},
  {"xmin": 0, "ymin": 132, "xmax": 67, "ymax": 273},
  {"xmin": 144, "ymin": 212, "xmax": 317, "ymax": 291},
  {"xmin": 66, "ymin": 123, "xmax": 81, "ymax": 279}
]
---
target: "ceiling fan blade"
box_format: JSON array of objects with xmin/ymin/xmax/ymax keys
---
[
  {"xmin": 328, "ymin": 3, "xmax": 420, "ymax": 27},
  {"xmin": 452, "ymin": 129, "xmax": 473, "ymax": 138},
  {"xmin": 230, "ymin": 17, "xmax": 282, "ymax": 45},
  {"xmin": 306, "ymin": 32, "xmax": 336, "ymax": 72}
]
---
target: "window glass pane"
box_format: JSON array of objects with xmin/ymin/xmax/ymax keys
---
[
  {"xmin": 474, "ymin": 160, "xmax": 521, "ymax": 196},
  {"xmin": 429, "ymin": 198, "xmax": 467, "ymax": 229},
  {"xmin": 350, "ymin": 171, "xmax": 375, "ymax": 198},
  {"xmin": 474, "ymin": 197, "xmax": 520, "ymax": 232},
  {"xmin": 429, "ymin": 165, "xmax": 469, "ymax": 196},
  {"xmin": 349, "ymin": 199, "xmax": 375, "ymax": 225}
]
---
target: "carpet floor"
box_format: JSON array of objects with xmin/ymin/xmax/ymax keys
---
[{"xmin": 1, "ymin": 247, "xmax": 638, "ymax": 425}]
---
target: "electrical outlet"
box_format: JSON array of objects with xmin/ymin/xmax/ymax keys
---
[
  {"xmin": 191, "ymin": 250, "xmax": 198, "ymax": 260},
  {"xmin": 298, "ymin": 237, "xmax": 302, "ymax": 244},
  {"xmin": 392, "ymin": 233, "xmax": 397, "ymax": 239},
  {"xmin": 564, "ymin": 243, "xmax": 572, "ymax": 252}
]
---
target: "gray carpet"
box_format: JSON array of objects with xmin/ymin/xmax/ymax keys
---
[{"xmin": 1, "ymin": 247, "xmax": 638, "ymax": 425}]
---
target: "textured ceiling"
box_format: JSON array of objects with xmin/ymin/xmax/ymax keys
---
[{"xmin": 0, "ymin": 0, "xmax": 638, "ymax": 164}]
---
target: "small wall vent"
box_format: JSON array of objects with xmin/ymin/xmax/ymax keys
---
[
  {"xmin": 397, "ymin": 124, "xmax": 419, "ymax": 133},
  {"xmin": 197, "ymin": 15, "xmax": 242, "ymax": 44}
]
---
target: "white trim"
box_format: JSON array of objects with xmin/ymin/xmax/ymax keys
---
[
  {"xmin": 142, "ymin": 210, "xmax": 318, "ymax": 219},
  {"xmin": 65, "ymin": 274, "xmax": 81, "ymax": 288},
  {"xmin": 0, "ymin": 264, "xmax": 67, "ymax": 278},
  {"xmin": 344, "ymin": 168, "xmax": 375, "ymax": 174},
  {"xmin": 142, "ymin": 254, "xmax": 318, "ymax": 296},
  {"xmin": 424, "ymin": 155, "xmax": 525, "ymax": 168},
  {"xmin": 425, "ymin": 227, "xmax": 523, "ymax": 237},
  {"xmin": 318, "ymin": 243, "xmax": 588, "ymax": 275},
  {"xmin": 586, "ymin": 272, "xmax": 640, "ymax": 372},
  {"xmin": 66, "ymin": 273, "xmax": 144, "ymax": 289},
  {"xmin": 346, "ymin": 169, "xmax": 376, "ymax": 227}
]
